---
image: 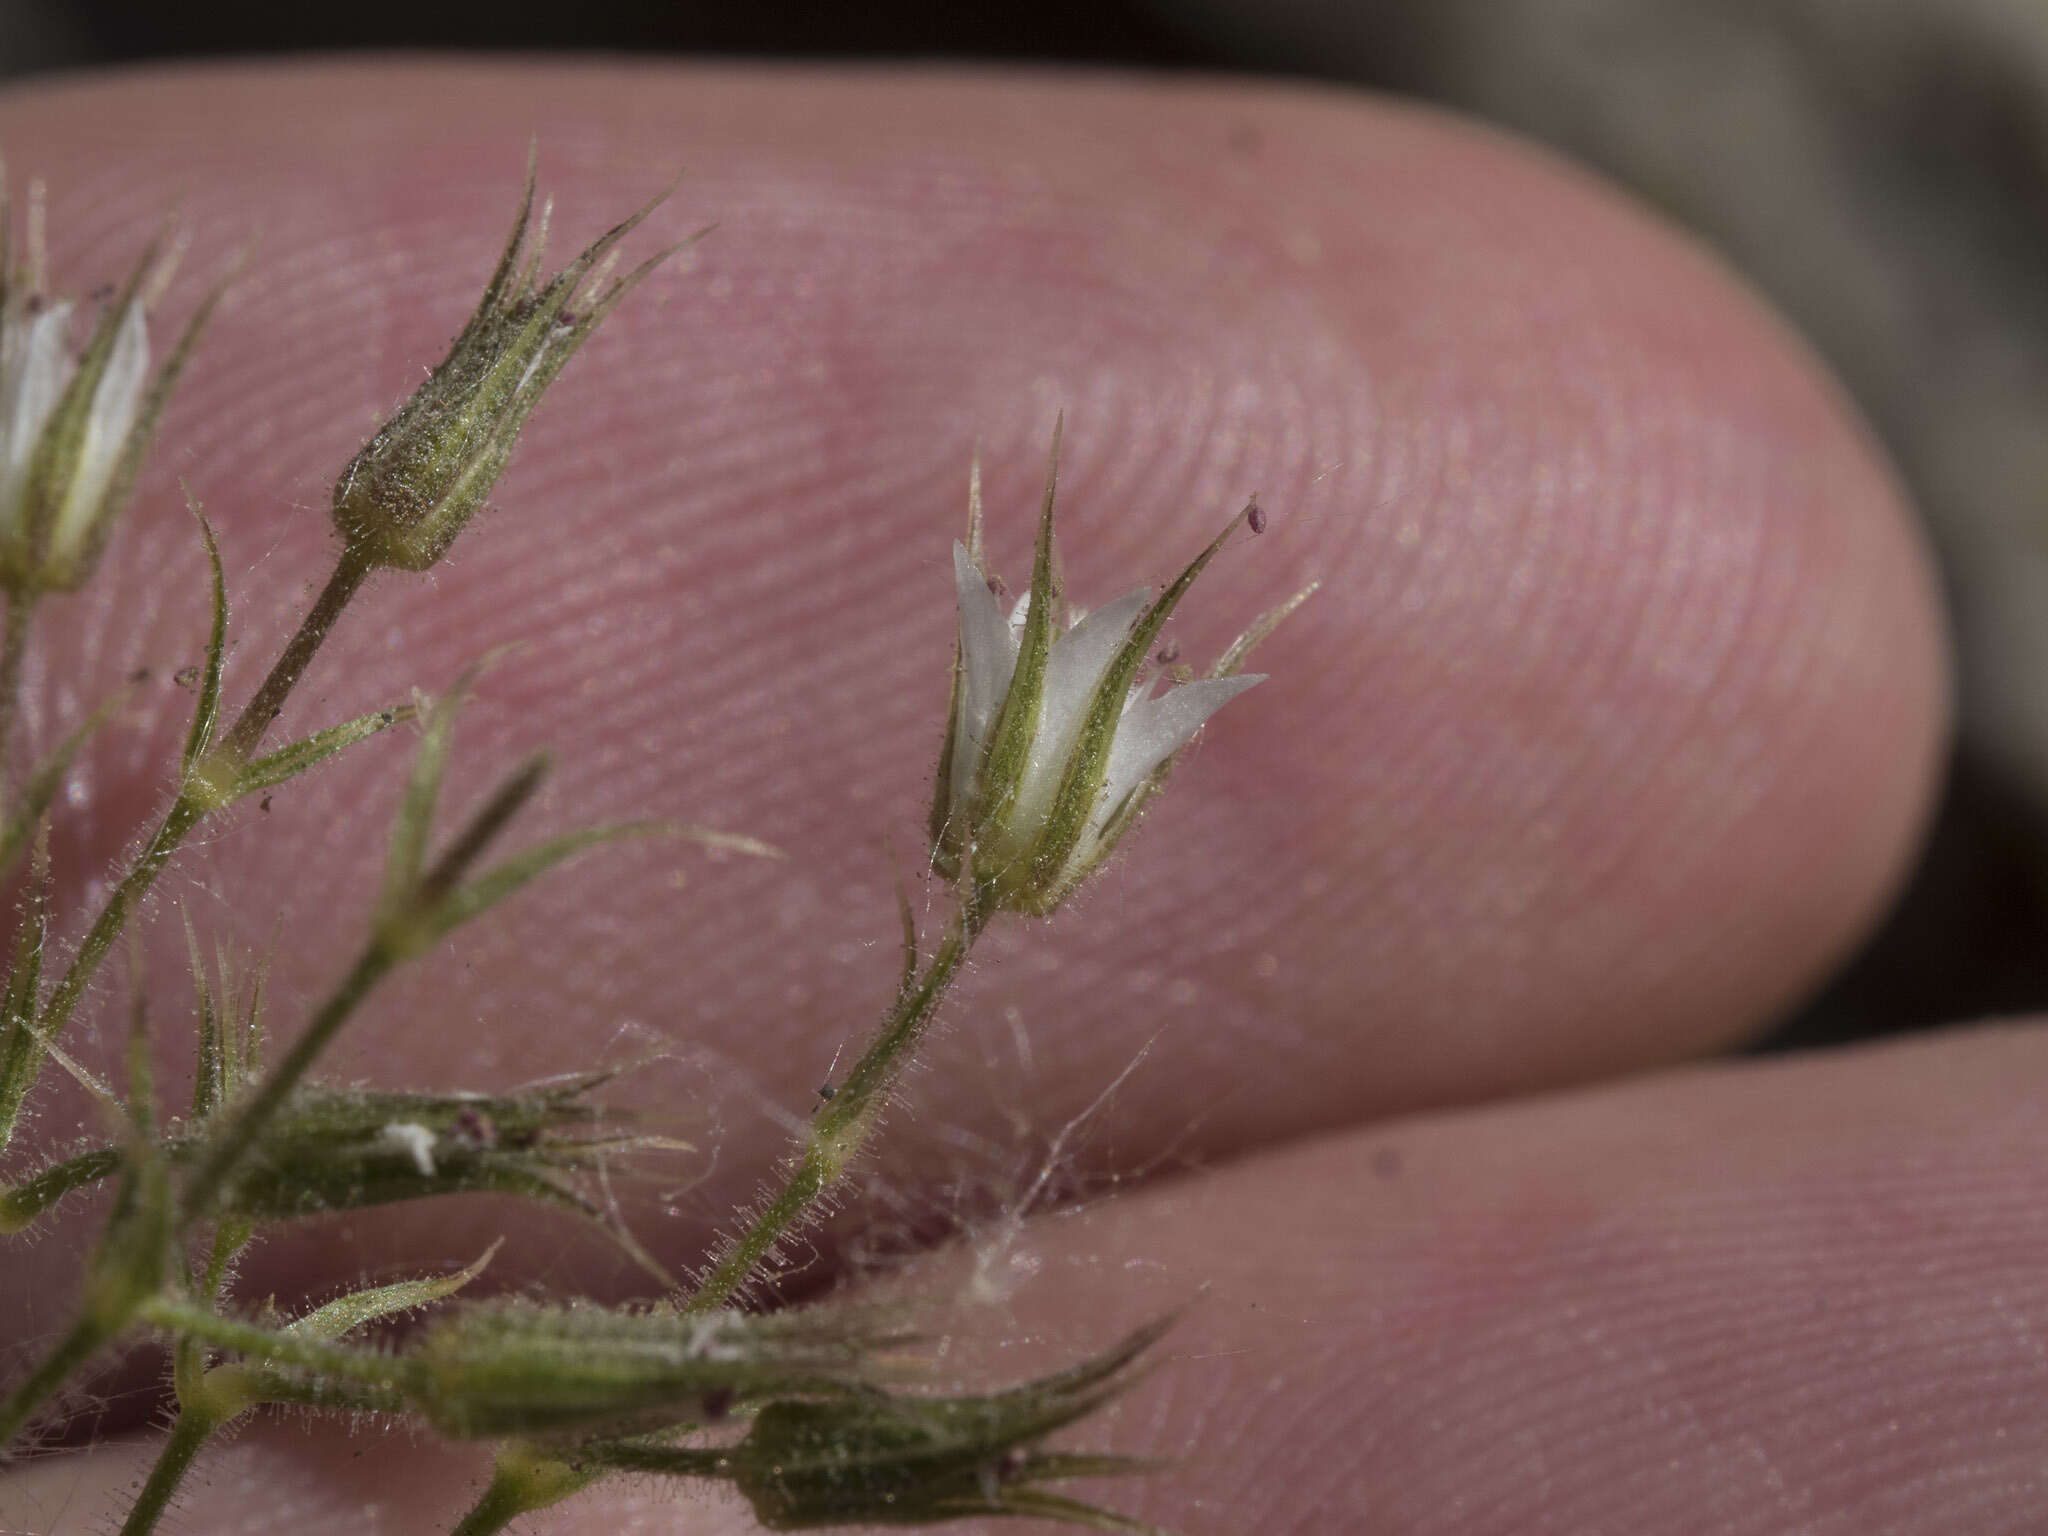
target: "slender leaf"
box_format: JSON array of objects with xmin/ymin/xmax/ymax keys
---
[
  {"xmin": 0, "ymin": 1144, "xmax": 123, "ymax": 1233},
  {"xmin": 0, "ymin": 834, "xmax": 49, "ymax": 1150},
  {"xmin": 178, "ymin": 497, "xmax": 227, "ymax": 775},
  {"xmin": 233, "ymin": 703, "xmax": 417, "ymax": 800},
  {"xmin": 286, "ymin": 1240, "xmax": 499, "ymax": 1341}
]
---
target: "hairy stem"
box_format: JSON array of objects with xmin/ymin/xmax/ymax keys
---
[
  {"xmin": 15, "ymin": 793, "xmax": 207, "ymax": 1117},
  {"xmin": 2, "ymin": 552, "xmax": 374, "ymax": 1150},
  {"xmin": 683, "ymin": 893, "xmax": 991, "ymax": 1313},
  {"xmin": 136, "ymin": 1297, "xmax": 411, "ymax": 1395},
  {"xmin": 0, "ymin": 589, "xmax": 36, "ymax": 799},
  {"xmin": 213, "ymin": 550, "xmax": 371, "ymax": 769},
  {"xmin": 119, "ymin": 1402, "xmax": 220, "ymax": 1536}
]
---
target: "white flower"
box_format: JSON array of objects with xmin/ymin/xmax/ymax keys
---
[
  {"xmin": 946, "ymin": 543, "xmax": 1263, "ymax": 879},
  {"xmin": 0, "ymin": 296, "xmax": 152, "ymax": 586},
  {"xmin": 0, "ymin": 168, "xmax": 219, "ymax": 594},
  {"xmin": 930, "ymin": 427, "xmax": 1308, "ymax": 915},
  {"xmin": 0, "ymin": 300, "xmax": 76, "ymax": 530}
]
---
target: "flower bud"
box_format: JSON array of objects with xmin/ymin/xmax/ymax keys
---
[
  {"xmin": 930, "ymin": 424, "xmax": 1286, "ymax": 916},
  {"xmin": 731, "ymin": 1315, "xmax": 1170, "ymax": 1531},
  {"xmin": 331, "ymin": 160, "xmax": 681, "ymax": 572},
  {"xmin": 190, "ymin": 1076, "xmax": 652, "ymax": 1225},
  {"xmin": 410, "ymin": 1300, "xmax": 901, "ymax": 1440},
  {"xmin": 0, "ymin": 167, "xmax": 216, "ymax": 594}
]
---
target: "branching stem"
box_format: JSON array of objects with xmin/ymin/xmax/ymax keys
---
[{"xmin": 1, "ymin": 551, "xmax": 374, "ymax": 1152}]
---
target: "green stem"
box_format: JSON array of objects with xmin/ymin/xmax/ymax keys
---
[
  {"xmin": 446, "ymin": 1476, "xmax": 528, "ymax": 1536},
  {"xmin": 683, "ymin": 895, "xmax": 990, "ymax": 1313},
  {"xmin": 6, "ymin": 552, "xmax": 372, "ymax": 1148},
  {"xmin": 178, "ymin": 940, "xmax": 396, "ymax": 1224},
  {"xmin": 213, "ymin": 551, "xmax": 369, "ymax": 769},
  {"xmin": 0, "ymin": 588, "xmax": 36, "ymax": 800},
  {"xmin": 0, "ymin": 1311, "xmax": 110, "ymax": 1449},
  {"xmin": 136, "ymin": 1297, "xmax": 411, "ymax": 1395},
  {"xmin": 120, "ymin": 1404, "xmax": 220, "ymax": 1536}
]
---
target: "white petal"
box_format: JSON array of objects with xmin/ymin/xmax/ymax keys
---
[
  {"xmin": 52, "ymin": 301, "xmax": 149, "ymax": 559},
  {"xmin": 1091, "ymin": 673, "xmax": 1266, "ymax": 838},
  {"xmin": 1008, "ymin": 586, "xmax": 1148, "ymax": 835},
  {"xmin": 0, "ymin": 302, "xmax": 75, "ymax": 532},
  {"xmin": 950, "ymin": 541, "xmax": 1020, "ymax": 809}
]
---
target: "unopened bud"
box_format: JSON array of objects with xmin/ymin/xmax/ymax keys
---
[
  {"xmin": 332, "ymin": 158, "xmax": 683, "ymax": 572},
  {"xmin": 731, "ymin": 1315, "xmax": 1170, "ymax": 1531},
  {"xmin": 188, "ymin": 1076, "xmax": 653, "ymax": 1225},
  {"xmin": 411, "ymin": 1300, "xmax": 900, "ymax": 1440}
]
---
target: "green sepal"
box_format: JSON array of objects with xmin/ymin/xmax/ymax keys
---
[
  {"xmin": 927, "ymin": 452, "xmax": 985, "ymax": 878},
  {"xmin": 970, "ymin": 418, "xmax": 1064, "ymax": 870},
  {"xmin": 185, "ymin": 912, "xmax": 266, "ymax": 1123},
  {"xmin": 729, "ymin": 1314, "xmax": 1174, "ymax": 1532},
  {"xmin": 332, "ymin": 155, "xmax": 696, "ymax": 574},
  {"xmin": 199, "ymin": 1081, "xmax": 635, "ymax": 1225},
  {"xmin": 411, "ymin": 1301, "xmax": 903, "ymax": 1441},
  {"xmin": 13, "ymin": 239, "xmax": 159, "ymax": 586},
  {"xmin": 1045, "ymin": 571, "xmax": 1319, "ymax": 911},
  {"xmin": 1009, "ymin": 504, "xmax": 1253, "ymax": 913},
  {"xmin": 11, "ymin": 241, "xmax": 223, "ymax": 594}
]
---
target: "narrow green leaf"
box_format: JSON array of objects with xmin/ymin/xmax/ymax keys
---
[
  {"xmin": 233, "ymin": 703, "xmax": 417, "ymax": 800},
  {"xmin": 420, "ymin": 821, "xmax": 773, "ymax": 951},
  {"xmin": 0, "ymin": 834, "xmax": 49, "ymax": 1151},
  {"xmin": 184, "ymin": 910, "xmax": 222, "ymax": 1122},
  {"xmin": 412, "ymin": 751, "xmax": 552, "ymax": 910},
  {"xmin": 0, "ymin": 1144, "xmax": 123, "ymax": 1233},
  {"xmin": 178, "ymin": 496, "xmax": 227, "ymax": 775},
  {"xmin": 380, "ymin": 673, "xmax": 476, "ymax": 915},
  {"xmin": 286, "ymin": 1239, "xmax": 500, "ymax": 1342}
]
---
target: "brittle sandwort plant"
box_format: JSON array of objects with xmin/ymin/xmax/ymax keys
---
[{"xmin": 0, "ymin": 151, "xmax": 1313, "ymax": 1536}]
